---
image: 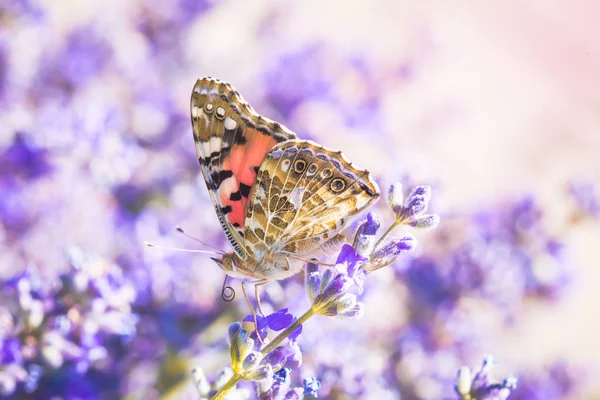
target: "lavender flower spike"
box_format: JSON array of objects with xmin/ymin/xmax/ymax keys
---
[{"xmin": 308, "ymin": 245, "xmax": 366, "ymax": 319}]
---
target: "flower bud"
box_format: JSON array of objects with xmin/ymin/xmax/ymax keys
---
[
  {"xmin": 455, "ymin": 366, "xmax": 472, "ymax": 396},
  {"xmin": 261, "ymin": 346, "xmax": 288, "ymax": 372},
  {"xmin": 412, "ymin": 214, "xmax": 440, "ymax": 230},
  {"xmin": 335, "ymin": 293, "xmax": 357, "ymax": 314},
  {"xmin": 354, "ymin": 213, "xmax": 380, "ymax": 257},
  {"xmin": 403, "ymin": 186, "xmax": 431, "ymax": 218},
  {"xmin": 305, "ymin": 269, "xmax": 321, "ymax": 302},
  {"xmin": 228, "ymin": 323, "xmax": 254, "ymax": 374},
  {"xmin": 387, "ymin": 183, "xmax": 404, "ymax": 210},
  {"xmin": 303, "ymin": 377, "xmax": 321, "ymax": 397},
  {"xmin": 366, "ymin": 236, "xmax": 416, "ymax": 271},
  {"xmin": 191, "ymin": 367, "xmax": 211, "ymax": 396},
  {"xmin": 273, "ymin": 367, "xmax": 291, "ymax": 384},
  {"xmin": 312, "ymin": 275, "xmax": 353, "ymax": 316},
  {"xmin": 243, "ymin": 351, "xmax": 261, "ymax": 370},
  {"xmin": 337, "ymin": 303, "xmax": 364, "ymax": 320}
]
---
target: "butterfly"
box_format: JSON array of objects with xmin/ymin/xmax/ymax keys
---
[{"xmin": 190, "ymin": 77, "xmax": 380, "ymax": 311}]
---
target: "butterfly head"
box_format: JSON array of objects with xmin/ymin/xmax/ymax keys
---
[{"xmin": 211, "ymin": 253, "xmax": 251, "ymax": 279}]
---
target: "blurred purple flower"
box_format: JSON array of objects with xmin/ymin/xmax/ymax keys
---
[
  {"xmin": 0, "ymin": 44, "xmax": 7, "ymax": 101},
  {"xmin": 264, "ymin": 45, "xmax": 335, "ymax": 118},
  {"xmin": 512, "ymin": 361, "xmax": 584, "ymax": 400},
  {"xmin": 568, "ymin": 178, "xmax": 600, "ymax": 220},
  {"xmin": 37, "ymin": 27, "xmax": 111, "ymax": 96},
  {"xmin": 0, "ymin": 249, "xmax": 139, "ymax": 397},
  {"xmin": 404, "ymin": 196, "xmax": 571, "ymax": 317},
  {"xmin": 0, "ymin": 0, "xmax": 44, "ymax": 20},
  {"xmin": 0, "ymin": 133, "xmax": 53, "ymax": 182}
]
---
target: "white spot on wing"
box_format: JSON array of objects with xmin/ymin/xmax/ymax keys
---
[
  {"xmin": 216, "ymin": 107, "xmax": 226, "ymax": 118},
  {"xmin": 209, "ymin": 136, "xmax": 222, "ymax": 151},
  {"xmin": 225, "ymin": 116, "xmax": 237, "ymax": 130},
  {"xmin": 288, "ymin": 188, "xmax": 303, "ymax": 210},
  {"xmin": 220, "ymin": 175, "xmax": 237, "ymax": 195},
  {"xmin": 194, "ymin": 86, "xmax": 202, "ymax": 94},
  {"xmin": 256, "ymin": 186, "xmax": 266, "ymax": 200},
  {"xmin": 191, "ymin": 105, "xmax": 201, "ymax": 118},
  {"xmin": 281, "ymin": 159, "xmax": 291, "ymax": 172},
  {"xmin": 246, "ymin": 220, "xmax": 262, "ymax": 230}
]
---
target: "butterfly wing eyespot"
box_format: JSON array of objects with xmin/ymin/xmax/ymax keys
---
[
  {"xmin": 321, "ymin": 168, "xmax": 333, "ymax": 178},
  {"xmin": 307, "ymin": 164, "xmax": 318, "ymax": 175},
  {"xmin": 215, "ymin": 106, "xmax": 226, "ymax": 120},
  {"xmin": 294, "ymin": 159, "xmax": 307, "ymax": 173},
  {"xmin": 330, "ymin": 178, "xmax": 346, "ymax": 193}
]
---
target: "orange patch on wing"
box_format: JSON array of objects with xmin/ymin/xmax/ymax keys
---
[{"xmin": 220, "ymin": 128, "xmax": 278, "ymax": 228}]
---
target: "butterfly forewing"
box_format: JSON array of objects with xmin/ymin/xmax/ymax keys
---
[{"xmin": 190, "ymin": 77, "xmax": 298, "ymax": 259}]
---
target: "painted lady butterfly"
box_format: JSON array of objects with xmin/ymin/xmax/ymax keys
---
[{"xmin": 191, "ymin": 77, "xmax": 380, "ymax": 291}]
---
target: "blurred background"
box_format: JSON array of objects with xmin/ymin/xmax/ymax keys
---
[{"xmin": 1, "ymin": 0, "xmax": 599, "ymax": 398}]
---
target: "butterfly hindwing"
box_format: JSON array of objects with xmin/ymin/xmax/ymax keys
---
[
  {"xmin": 190, "ymin": 77, "xmax": 298, "ymax": 259},
  {"xmin": 243, "ymin": 140, "xmax": 380, "ymax": 261}
]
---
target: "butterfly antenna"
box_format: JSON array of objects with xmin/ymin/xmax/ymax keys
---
[
  {"xmin": 176, "ymin": 226, "xmax": 224, "ymax": 253},
  {"xmin": 143, "ymin": 241, "xmax": 220, "ymax": 255},
  {"xmin": 221, "ymin": 275, "xmax": 235, "ymax": 302}
]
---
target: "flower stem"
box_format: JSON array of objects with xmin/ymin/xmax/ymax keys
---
[
  {"xmin": 210, "ymin": 308, "xmax": 315, "ymax": 399},
  {"xmin": 371, "ymin": 219, "xmax": 402, "ymax": 258},
  {"xmin": 211, "ymin": 373, "xmax": 243, "ymax": 400}
]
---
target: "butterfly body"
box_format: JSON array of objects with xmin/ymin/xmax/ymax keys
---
[{"xmin": 191, "ymin": 77, "xmax": 380, "ymax": 282}]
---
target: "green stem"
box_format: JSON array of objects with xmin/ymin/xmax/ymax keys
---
[
  {"xmin": 211, "ymin": 373, "xmax": 243, "ymax": 400},
  {"xmin": 210, "ymin": 308, "xmax": 316, "ymax": 399}
]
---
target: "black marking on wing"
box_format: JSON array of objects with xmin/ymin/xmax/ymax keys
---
[
  {"xmin": 239, "ymin": 183, "xmax": 251, "ymax": 198},
  {"xmin": 220, "ymin": 205, "xmax": 233, "ymax": 214},
  {"xmin": 211, "ymin": 170, "xmax": 234, "ymax": 188},
  {"xmin": 229, "ymin": 191, "xmax": 242, "ymax": 201},
  {"xmin": 200, "ymin": 151, "xmax": 222, "ymax": 166}
]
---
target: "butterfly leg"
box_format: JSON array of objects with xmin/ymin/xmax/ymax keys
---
[
  {"xmin": 254, "ymin": 279, "xmax": 271, "ymax": 318},
  {"xmin": 241, "ymin": 279, "xmax": 269, "ymax": 344}
]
